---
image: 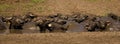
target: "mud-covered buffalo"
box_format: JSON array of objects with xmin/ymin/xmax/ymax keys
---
[{"xmin": 0, "ymin": 12, "xmax": 120, "ymax": 34}]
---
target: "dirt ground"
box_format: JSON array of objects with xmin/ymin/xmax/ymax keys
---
[
  {"xmin": 0, "ymin": 0, "xmax": 120, "ymax": 16},
  {"xmin": 0, "ymin": 32, "xmax": 120, "ymax": 44},
  {"xmin": 0, "ymin": 0, "xmax": 120, "ymax": 44}
]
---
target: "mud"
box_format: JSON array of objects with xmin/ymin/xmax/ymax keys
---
[{"xmin": 0, "ymin": 12, "xmax": 120, "ymax": 34}]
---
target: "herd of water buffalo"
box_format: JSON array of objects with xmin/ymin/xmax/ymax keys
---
[{"xmin": 0, "ymin": 12, "xmax": 120, "ymax": 34}]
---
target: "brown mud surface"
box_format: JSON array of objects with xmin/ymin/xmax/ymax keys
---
[{"xmin": 0, "ymin": 32, "xmax": 120, "ymax": 44}]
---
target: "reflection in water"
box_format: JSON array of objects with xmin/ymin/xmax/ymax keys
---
[
  {"xmin": 66, "ymin": 21, "xmax": 87, "ymax": 32},
  {"xmin": 22, "ymin": 22, "xmax": 39, "ymax": 33}
]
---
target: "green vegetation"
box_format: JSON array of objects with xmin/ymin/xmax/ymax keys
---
[
  {"xmin": 86, "ymin": 0, "xmax": 97, "ymax": 2},
  {"xmin": 31, "ymin": 0, "xmax": 45, "ymax": 3},
  {"xmin": 0, "ymin": 0, "xmax": 46, "ymax": 11},
  {"xmin": 37, "ymin": 7, "xmax": 44, "ymax": 12},
  {"xmin": 86, "ymin": 0, "xmax": 112, "ymax": 2},
  {"xmin": 0, "ymin": 0, "xmax": 118, "ymax": 16},
  {"xmin": 0, "ymin": 4, "xmax": 14, "ymax": 12},
  {"xmin": 0, "ymin": 0, "xmax": 46, "ymax": 16}
]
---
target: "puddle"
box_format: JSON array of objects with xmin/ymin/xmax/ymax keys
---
[
  {"xmin": 66, "ymin": 21, "xmax": 87, "ymax": 32},
  {"xmin": 22, "ymin": 22, "xmax": 40, "ymax": 33}
]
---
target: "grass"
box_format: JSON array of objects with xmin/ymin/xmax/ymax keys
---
[
  {"xmin": 0, "ymin": 4, "xmax": 14, "ymax": 12},
  {"xmin": 0, "ymin": 0, "xmax": 119, "ymax": 16},
  {"xmin": 86, "ymin": 0, "xmax": 112, "ymax": 2},
  {"xmin": 86, "ymin": 0, "xmax": 97, "ymax": 2},
  {"xmin": 0, "ymin": 0, "xmax": 46, "ymax": 16},
  {"xmin": 0, "ymin": 0, "xmax": 46, "ymax": 11},
  {"xmin": 31, "ymin": 0, "xmax": 45, "ymax": 3},
  {"xmin": 38, "ymin": 6, "xmax": 44, "ymax": 12}
]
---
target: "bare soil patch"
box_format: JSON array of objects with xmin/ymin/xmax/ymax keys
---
[
  {"xmin": 0, "ymin": 32, "xmax": 120, "ymax": 44},
  {"xmin": 0, "ymin": 0, "xmax": 120, "ymax": 16}
]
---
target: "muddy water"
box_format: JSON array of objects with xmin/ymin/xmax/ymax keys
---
[
  {"xmin": 22, "ymin": 22, "xmax": 40, "ymax": 33},
  {"xmin": 66, "ymin": 21, "xmax": 87, "ymax": 32},
  {"xmin": 0, "ymin": 22, "xmax": 9, "ymax": 34},
  {"xmin": 2, "ymin": 16, "xmax": 120, "ymax": 34}
]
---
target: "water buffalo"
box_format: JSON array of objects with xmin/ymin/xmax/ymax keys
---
[
  {"xmin": 74, "ymin": 15, "xmax": 88, "ymax": 23},
  {"xmin": 6, "ymin": 15, "xmax": 24, "ymax": 33},
  {"xmin": 21, "ymin": 12, "xmax": 37, "ymax": 23},
  {"xmin": 58, "ymin": 15, "xmax": 68, "ymax": 20},
  {"xmin": 86, "ymin": 15, "xmax": 120, "ymax": 32},
  {"xmin": 47, "ymin": 19, "xmax": 68, "ymax": 33},
  {"xmin": 107, "ymin": 13, "xmax": 119, "ymax": 21},
  {"xmin": 84, "ymin": 16, "xmax": 112, "ymax": 32},
  {"xmin": 0, "ymin": 16, "xmax": 8, "ymax": 34},
  {"xmin": 33, "ymin": 17, "xmax": 54, "ymax": 33},
  {"xmin": 47, "ymin": 23, "xmax": 68, "ymax": 33},
  {"xmin": 48, "ymin": 13, "xmax": 62, "ymax": 18},
  {"xmin": 0, "ymin": 12, "xmax": 119, "ymax": 33},
  {"xmin": 100, "ymin": 15, "xmax": 120, "ymax": 31},
  {"xmin": 9, "ymin": 16, "xmax": 24, "ymax": 29},
  {"xmin": 85, "ymin": 21, "xmax": 97, "ymax": 32},
  {"xmin": 5, "ymin": 12, "xmax": 37, "ymax": 33}
]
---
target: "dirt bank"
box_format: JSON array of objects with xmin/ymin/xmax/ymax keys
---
[
  {"xmin": 0, "ymin": 32, "xmax": 120, "ymax": 44},
  {"xmin": 0, "ymin": 0, "xmax": 120, "ymax": 16}
]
